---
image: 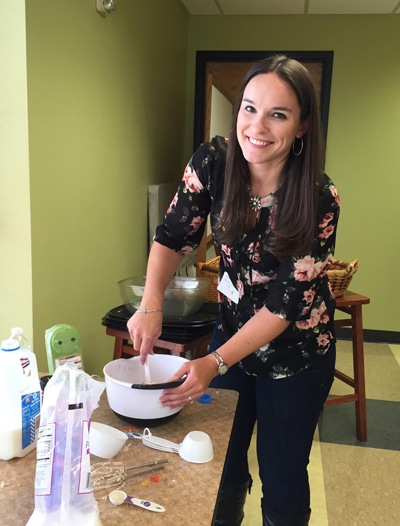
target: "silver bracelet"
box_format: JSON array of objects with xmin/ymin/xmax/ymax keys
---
[{"xmin": 136, "ymin": 308, "xmax": 163, "ymax": 314}]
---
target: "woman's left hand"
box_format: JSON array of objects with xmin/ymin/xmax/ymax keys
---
[{"xmin": 160, "ymin": 354, "xmax": 217, "ymax": 409}]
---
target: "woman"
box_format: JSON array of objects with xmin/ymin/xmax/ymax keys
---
[{"xmin": 127, "ymin": 55, "xmax": 340, "ymax": 526}]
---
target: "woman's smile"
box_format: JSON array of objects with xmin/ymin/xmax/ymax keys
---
[{"xmin": 248, "ymin": 137, "xmax": 273, "ymax": 147}]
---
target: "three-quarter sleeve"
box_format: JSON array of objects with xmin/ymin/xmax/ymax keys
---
[{"xmin": 154, "ymin": 138, "xmax": 226, "ymax": 256}]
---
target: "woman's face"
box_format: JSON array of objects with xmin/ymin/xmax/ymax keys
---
[{"xmin": 237, "ymin": 72, "xmax": 307, "ymax": 173}]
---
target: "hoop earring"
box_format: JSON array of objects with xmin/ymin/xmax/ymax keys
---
[{"xmin": 292, "ymin": 137, "xmax": 304, "ymax": 157}]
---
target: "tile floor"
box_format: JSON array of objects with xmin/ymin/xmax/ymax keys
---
[{"xmin": 243, "ymin": 341, "xmax": 400, "ymax": 525}]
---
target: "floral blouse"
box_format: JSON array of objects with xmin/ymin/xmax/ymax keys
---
[{"xmin": 154, "ymin": 136, "xmax": 341, "ymax": 379}]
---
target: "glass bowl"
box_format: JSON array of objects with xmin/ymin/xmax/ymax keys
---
[{"xmin": 118, "ymin": 275, "xmax": 211, "ymax": 318}]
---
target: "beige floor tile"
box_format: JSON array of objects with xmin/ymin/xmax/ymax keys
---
[
  {"xmin": 321, "ymin": 443, "xmax": 400, "ymax": 525},
  {"xmin": 389, "ymin": 344, "xmax": 400, "ymax": 367},
  {"xmin": 330, "ymin": 341, "xmax": 400, "ymax": 401}
]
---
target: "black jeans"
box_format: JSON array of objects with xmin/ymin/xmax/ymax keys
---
[{"xmin": 209, "ymin": 332, "xmax": 335, "ymax": 516}]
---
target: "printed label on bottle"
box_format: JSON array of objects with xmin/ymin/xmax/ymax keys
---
[
  {"xmin": 21, "ymin": 391, "xmax": 41, "ymax": 449},
  {"xmin": 35, "ymin": 423, "xmax": 56, "ymax": 495},
  {"xmin": 79, "ymin": 420, "xmax": 92, "ymax": 493}
]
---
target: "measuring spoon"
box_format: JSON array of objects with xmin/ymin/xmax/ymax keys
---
[{"xmin": 109, "ymin": 489, "xmax": 165, "ymax": 512}]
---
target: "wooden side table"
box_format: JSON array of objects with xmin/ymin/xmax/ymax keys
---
[
  {"xmin": 105, "ymin": 326, "xmax": 213, "ymax": 360},
  {"xmin": 325, "ymin": 290, "xmax": 371, "ymax": 441}
]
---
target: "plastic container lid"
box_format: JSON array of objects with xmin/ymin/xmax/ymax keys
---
[
  {"xmin": 11, "ymin": 327, "xmax": 24, "ymax": 337},
  {"xmin": 1, "ymin": 339, "xmax": 20, "ymax": 352},
  {"xmin": 198, "ymin": 393, "xmax": 212, "ymax": 404}
]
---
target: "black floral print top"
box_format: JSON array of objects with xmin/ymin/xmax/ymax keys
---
[{"xmin": 155, "ymin": 136, "xmax": 340, "ymax": 378}]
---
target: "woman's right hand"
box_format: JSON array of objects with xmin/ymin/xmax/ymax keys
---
[
  {"xmin": 127, "ymin": 310, "xmax": 163, "ymax": 364},
  {"xmin": 126, "ymin": 241, "xmax": 184, "ymax": 364}
]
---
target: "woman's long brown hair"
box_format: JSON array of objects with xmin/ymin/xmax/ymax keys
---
[{"xmin": 217, "ymin": 55, "xmax": 325, "ymax": 260}]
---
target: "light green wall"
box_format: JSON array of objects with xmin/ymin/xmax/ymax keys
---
[
  {"xmin": 3, "ymin": 7, "xmax": 398, "ymax": 377},
  {"xmin": 0, "ymin": 0, "xmax": 33, "ymax": 343},
  {"xmin": 24, "ymin": 0, "xmax": 188, "ymax": 374},
  {"xmin": 184, "ymin": 14, "xmax": 400, "ymax": 334}
]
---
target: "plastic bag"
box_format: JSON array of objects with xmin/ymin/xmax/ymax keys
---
[{"xmin": 27, "ymin": 363, "xmax": 105, "ymax": 526}]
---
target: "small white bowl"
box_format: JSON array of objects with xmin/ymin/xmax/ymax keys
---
[
  {"xmin": 89, "ymin": 421, "xmax": 127, "ymax": 459},
  {"xmin": 179, "ymin": 430, "xmax": 214, "ymax": 463}
]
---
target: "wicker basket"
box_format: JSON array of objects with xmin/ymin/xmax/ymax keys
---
[
  {"xmin": 197, "ymin": 256, "xmax": 359, "ymax": 301},
  {"xmin": 195, "ymin": 256, "xmax": 220, "ymax": 303},
  {"xmin": 327, "ymin": 258, "xmax": 359, "ymax": 298}
]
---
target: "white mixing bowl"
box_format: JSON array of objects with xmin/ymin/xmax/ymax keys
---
[{"xmin": 103, "ymin": 354, "xmax": 189, "ymax": 426}]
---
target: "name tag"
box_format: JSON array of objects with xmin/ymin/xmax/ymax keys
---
[{"xmin": 217, "ymin": 271, "xmax": 239, "ymax": 304}]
